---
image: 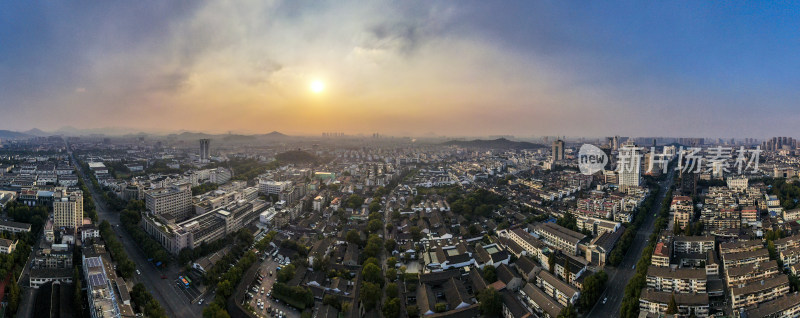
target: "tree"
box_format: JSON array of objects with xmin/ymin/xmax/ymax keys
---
[
  {"xmin": 410, "ymin": 226, "xmax": 422, "ymax": 241},
  {"xmin": 386, "ymin": 282, "xmax": 399, "ymax": 298},
  {"xmin": 323, "ymin": 294, "xmax": 341, "ymax": 310},
  {"xmin": 468, "ymin": 224, "xmax": 480, "ymax": 236},
  {"xmin": 369, "ymin": 201, "xmax": 382, "ymax": 213},
  {"xmin": 216, "ymin": 280, "xmax": 233, "ymax": 299},
  {"xmin": 360, "ymin": 282, "xmax": 381, "ymax": 310},
  {"xmin": 382, "ymin": 298, "xmax": 401, "ymax": 318},
  {"xmin": 482, "ymin": 265, "xmax": 497, "ymax": 282},
  {"xmin": 362, "ymin": 263, "xmax": 384, "ymax": 285},
  {"xmin": 203, "ymin": 302, "xmax": 230, "ymax": 318},
  {"xmin": 407, "ymin": 305, "xmax": 420, "ymax": 318},
  {"xmin": 557, "ymin": 213, "xmax": 578, "ymax": 232},
  {"xmin": 8, "ymin": 277, "xmax": 20, "ymax": 313},
  {"xmin": 386, "ymin": 268, "xmax": 397, "ymax": 282},
  {"xmin": 768, "ymin": 241, "xmax": 778, "ymax": 261},
  {"xmin": 346, "ymin": 230, "xmax": 361, "ymax": 245},
  {"xmin": 367, "ymin": 219, "xmax": 383, "ymax": 233},
  {"xmin": 73, "ymin": 267, "xmax": 84, "ymax": 317},
  {"xmin": 579, "ymin": 271, "xmax": 608, "ymax": 309},
  {"xmin": 386, "ymin": 257, "xmax": 398, "ymax": 268},
  {"xmin": 363, "ymin": 235, "xmax": 383, "ymax": 259},
  {"xmin": 558, "ymin": 303, "xmax": 577, "ymax": 318},
  {"xmin": 346, "ymin": 194, "xmax": 365, "ymax": 209},
  {"xmin": 478, "ymin": 287, "xmax": 502, "ymax": 317},
  {"xmin": 278, "ymin": 264, "xmax": 296, "ymax": 283},
  {"xmin": 666, "ymin": 293, "xmax": 678, "ymax": 314},
  {"xmin": 385, "ymin": 239, "xmax": 397, "ymax": 253}
]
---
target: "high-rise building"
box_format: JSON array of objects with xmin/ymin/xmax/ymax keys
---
[
  {"xmin": 618, "ymin": 140, "xmax": 642, "ymax": 190},
  {"xmin": 199, "ymin": 139, "xmax": 210, "ymax": 163},
  {"xmin": 145, "ymin": 183, "xmax": 193, "ymax": 222},
  {"xmin": 53, "ymin": 190, "xmax": 83, "ymax": 229},
  {"xmin": 613, "ymin": 136, "xmax": 620, "ymax": 151},
  {"xmin": 552, "ymin": 139, "xmax": 565, "ymax": 162}
]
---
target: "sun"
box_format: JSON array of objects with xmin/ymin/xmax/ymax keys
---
[{"xmin": 310, "ymin": 80, "xmax": 325, "ymax": 94}]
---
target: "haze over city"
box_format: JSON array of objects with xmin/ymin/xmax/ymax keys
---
[
  {"xmin": 6, "ymin": 3, "xmax": 800, "ymax": 318},
  {"xmin": 2, "ymin": 1, "xmax": 799, "ymax": 137}
]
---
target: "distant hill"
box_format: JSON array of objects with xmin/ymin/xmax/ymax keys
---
[
  {"xmin": 0, "ymin": 130, "xmax": 32, "ymax": 139},
  {"xmin": 261, "ymin": 131, "xmax": 288, "ymax": 138},
  {"xmin": 24, "ymin": 128, "xmax": 49, "ymax": 137},
  {"xmin": 442, "ymin": 138, "xmax": 546, "ymax": 149}
]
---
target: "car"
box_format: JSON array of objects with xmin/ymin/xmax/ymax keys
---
[
  {"xmin": 136, "ymin": 269, "xmax": 141, "ymax": 275},
  {"xmin": 269, "ymin": 271, "xmax": 273, "ymax": 276},
  {"xmin": 603, "ymin": 297, "xmax": 607, "ymax": 304},
  {"xmin": 632, "ymin": 264, "xmax": 636, "ymax": 269},
  {"xmin": 261, "ymin": 287, "xmax": 264, "ymax": 294},
  {"xmin": 199, "ymin": 299, "xmax": 204, "ymax": 305}
]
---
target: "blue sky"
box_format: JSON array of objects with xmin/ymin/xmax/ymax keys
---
[{"xmin": 1, "ymin": 1, "xmax": 798, "ymax": 137}]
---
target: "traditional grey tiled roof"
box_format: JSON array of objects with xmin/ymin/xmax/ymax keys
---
[
  {"xmin": 646, "ymin": 265, "xmax": 706, "ymax": 280},
  {"xmin": 640, "ymin": 288, "xmax": 709, "ymax": 306},
  {"xmin": 521, "ymin": 283, "xmax": 563, "ymax": 318},
  {"xmin": 731, "ymin": 275, "xmax": 789, "ymax": 296},
  {"xmin": 745, "ymin": 293, "xmax": 800, "ymax": 318}
]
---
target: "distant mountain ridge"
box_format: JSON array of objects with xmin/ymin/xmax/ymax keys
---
[
  {"xmin": 11, "ymin": 127, "xmax": 292, "ymax": 139},
  {"xmin": 442, "ymin": 138, "xmax": 546, "ymax": 149},
  {"xmin": 0, "ymin": 130, "xmax": 32, "ymax": 139}
]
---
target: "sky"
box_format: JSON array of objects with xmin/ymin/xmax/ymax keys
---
[{"xmin": 1, "ymin": 1, "xmax": 799, "ymax": 138}]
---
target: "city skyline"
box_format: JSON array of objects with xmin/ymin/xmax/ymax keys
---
[{"xmin": 2, "ymin": 1, "xmax": 799, "ymax": 137}]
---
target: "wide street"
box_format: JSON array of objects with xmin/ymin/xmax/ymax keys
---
[
  {"xmin": 69, "ymin": 147, "xmax": 204, "ymax": 318},
  {"xmin": 587, "ymin": 169, "xmax": 675, "ymax": 318}
]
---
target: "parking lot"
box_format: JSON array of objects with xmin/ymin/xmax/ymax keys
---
[{"xmin": 244, "ymin": 258, "xmax": 300, "ymax": 318}]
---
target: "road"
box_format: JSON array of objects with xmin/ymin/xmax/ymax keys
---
[
  {"xmin": 68, "ymin": 147, "xmax": 204, "ymax": 318},
  {"xmin": 587, "ymin": 171, "xmax": 675, "ymax": 318}
]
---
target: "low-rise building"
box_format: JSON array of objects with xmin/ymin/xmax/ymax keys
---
[
  {"xmin": 645, "ymin": 266, "xmax": 707, "ymax": 294},
  {"xmin": 730, "ymin": 275, "xmax": 790, "ymax": 312},
  {"xmin": 0, "ymin": 220, "xmax": 32, "ymax": 233},
  {"xmin": 673, "ymin": 236, "xmax": 715, "ymax": 254},
  {"xmin": 722, "ymin": 249, "xmax": 770, "ymax": 268},
  {"xmin": 775, "ymin": 234, "xmax": 800, "ymax": 252},
  {"xmin": 639, "ymin": 289, "xmax": 709, "ymax": 317},
  {"xmin": 519, "ymin": 283, "xmax": 562, "ymax": 318},
  {"xmin": 532, "ymin": 222, "xmax": 587, "ymax": 256},
  {"xmin": 537, "ymin": 270, "xmax": 580, "ymax": 307},
  {"xmin": 575, "ymin": 216, "xmax": 620, "ymax": 236},
  {"xmin": 651, "ymin": 242, "xmax": 670, "ymax": 267},
  {"xmin": 725, "ymin": 260, "xmax": 780, "ymax": 288},
  {"xmin": 0, "ymin": 238, "xmax": 17, "ymax": 254},
  {"xmin": 585, "ymin": 227, "xmax": 624, "ymax": 267},
  {"xmin": 781, "ymin": 247, "xmax": 800, "ymax": 268},
  {"xmin": 744, "ymin": 293, "xmax": 800, "ymax": 318}
]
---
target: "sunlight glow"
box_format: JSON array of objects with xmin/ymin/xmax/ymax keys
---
[{"xmin": 310, "ymin": 80, "xmax": 325, "ymax": 94}]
